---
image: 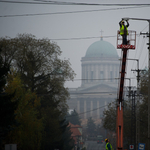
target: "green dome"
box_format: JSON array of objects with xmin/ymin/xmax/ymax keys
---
[{"xmin": 85, "ymin": 39, "xmax": 118, "ymax": 58}]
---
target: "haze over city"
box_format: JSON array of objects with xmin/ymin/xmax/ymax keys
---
[{"xmin": 0, "ymin": 0, "xmax": 150, "ymax": 88}]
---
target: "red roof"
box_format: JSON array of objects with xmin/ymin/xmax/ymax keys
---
[
  {"xmin": 68, "ymin": 122, "xmax": 82, "ymax": 144},
  {"xmin": 68, "ymin": 122, "xmax": 82, "ymax": 128}
]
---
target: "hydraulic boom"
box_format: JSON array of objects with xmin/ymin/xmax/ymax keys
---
[{"xmin": 116, "ymin": 29, "xmax": 136, "ymax": 150}]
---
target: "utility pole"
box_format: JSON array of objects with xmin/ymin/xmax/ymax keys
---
[
  {"xmin": 131, "ymin": 59, "xmax": 140, "ymax": 149},
  {"xmin": 126, "ymin": 79, "xmax": 136, "ymax": 149},
  {"xmin": 123, "ymin": 17, "xmax": 150, "ymax": 149},
  {"xmin": 131, "ymin": 65, "xmax": 145, "ymax": 149},
  {"xmin": 131, "ymin": 90, "xmax": 136, "ymax": 150}
]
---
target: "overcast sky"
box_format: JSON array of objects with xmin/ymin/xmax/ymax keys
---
[{"xmin": 0, "ymin": 0, "xmax": 150, "ymax": 88}]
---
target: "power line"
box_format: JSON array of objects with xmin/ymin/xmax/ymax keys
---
[
  {"xmin": 66, "ymin": 102, "xmax": 112, "ymax": 118},
  {"xmin": 36, "ymin": 1, "xmax": 150, "ymax": 6},
  {"xmin": 50, "ymin": 34, "xmax": 142, "ymax": 41},
  {"xmin": 141, "ymin": 53, "xmax": 148, "ymax": 69},
  {"xmin": 50, "ymin": 35, "xmax": 116, "ymax": 41},
  {"xmin": 39, "ymin": 91, "xmax": 117, "ymax": 96},
  {"xmin": 138, "ymin": 37, "xmax": 147, "ymax": 62},
  {"xmin": 0, "ymin": 6, "xmax": 149, "ymax": 18},
  {"xmin": 69, "ymin": 77, "xmax": 136, "ymax": 81},
  {"xmin": 1, "ymin": 1, "xmax": 150, "ymax": 6},
  {"xmin": 129, "ymin": 25, "xmax": 149, "ymax": 78},
  {"xmin": 69, "ymin": 91, "xmax": 117, "ymax": 95}
]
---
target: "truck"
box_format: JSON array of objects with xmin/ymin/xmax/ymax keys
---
[{"xmin": 97, "ymin": 135, "xmax": 103, "ymax": 144}]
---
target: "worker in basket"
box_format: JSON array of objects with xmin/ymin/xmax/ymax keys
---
[
  {"xmin": 105, "ymin": 138, "xmax": 113, "ymax": 150},
  {"xmin": 119, "ymin": 19, "xmax": 129, "ymax": 45}
]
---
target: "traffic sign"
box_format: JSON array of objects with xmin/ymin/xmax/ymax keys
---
[
  {"xmin": 138, "ymin": 143, "xmax": 145, "ymax": 150},
  {"xmin": 129, "ymin": 145, "xmax": 134, "ymax": 150}
]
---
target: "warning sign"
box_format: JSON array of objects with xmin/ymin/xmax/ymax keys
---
[{"xmin": 129, "ymin": 145, "xmax": 134, "ymax": 150}]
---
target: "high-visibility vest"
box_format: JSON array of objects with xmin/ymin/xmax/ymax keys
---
[
  {"xmin": 120, "ymin": 25, "xmax": 128, "ymax": 35},
  {"xmin": 105, "ymin": 142, "xmax": 112, "ymax": 150}
]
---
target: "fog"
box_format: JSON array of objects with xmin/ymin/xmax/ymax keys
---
[{"xmin": 0, "ymin": 0, "xmax": 150, "ymax": 88}]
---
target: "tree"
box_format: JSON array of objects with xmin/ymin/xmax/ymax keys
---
[
  {"xmin": 138, "ymin": 70, "xmax": 148, "ymax": 149},
  {"xmin": 66, "ymin": 109, "xmax": 81, "ymax": 125},
  {"xmin": 103, "ymin": 102, "xmax": 116, "ymax": 132},
  {"xmin": 0, "ymin": 34, "xmax": 76, "ymax": 149},
  {"xmin": 87, "ymin": 117, "xmax": 96, "ymax": 137},
  {"xmin": 0, "ymin": 49, "xmax": 17, "ymax": 149},
  {"xmin": 4, "ymin": 72, "xmax": 43, "ymax": 150}
]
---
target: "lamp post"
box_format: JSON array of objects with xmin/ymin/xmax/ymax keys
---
[{"xmin": 122, "ymin": 17, "xmax": 150, "ymax": 149}]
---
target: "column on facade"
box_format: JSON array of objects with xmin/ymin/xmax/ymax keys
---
[
  {"xmin": 86, "ymin": 65, "xmax": 89, "ymax": 83},
  {"xmin": 116, "ymin": 64, "xmax": 119, "ymax": 83},
  {"xmin": 96, "ymin": 64, "xmax": 99, "ymax": 81},
  {"xmin": 107, "ymin": 64, "xmax": 109, "ymax": 81},
  {"xmin": 110, "ymin": 64, "xmax": 113, "ymax": 82},
  {"xmin": 97, "ymin": 100, "xmax": 100, "ymax": 119},
  {"xmin": 81, "ymin": 64, "xmax": 84, "ymax": 85},
  {"xmin": 77, "ymin": 100, "xmax": 80, "ymax": 114},
  {"xmin": 84, "ymin": 100, "xmax": 87, "ymax": 119},
  {"xmin": 89, "ymin": 64, "xmax": 91, "ymax": 82},
  {"xmin": 90, "ymin": 100, "xmax": 93, "ymax": 117}
]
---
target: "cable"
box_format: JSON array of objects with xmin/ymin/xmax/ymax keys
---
[
  {"xmin": 37, "ymin": 1, "xmax": 150, "ymax": 6},
  {"xmin": 50, "ymin": 35, "xmax": 116, "ymax": 41},
  {"xmin": 68, "ymin": 77, "xmax": 136, "ymax": 81},
  {"xmin": 66, "ymin": 102, "xmax": 112, "ymax": 118},
  {"xmin": 39, "ymin": 91, "xmax": 117, "ymax": 96},
  {"xmin": 47, "ymin": 34, "xmax": 142, "ymax": 41},
  {"xmin": 138, "ymin": 37, "xmax": 147, "ymax": 62},
  {"xmin": 129, "ymin": 25, "xmax": 149, "ymax": 79},
  {"xmin": 37, "ymin": 34, "xmax": 139, "ymax": 41},
  {"xmin": 0, "ymin": 6, "xmax": 149, "ymax": 18},
  {"xmin": 140, "ymin": 25, "xmax": 149, "ymax": 33},
  {"xmin": 141, "ymin": 53, "xmax": 148, "ymax": 69},
  {"xmin": 1, "ymin": 1, "xmax": 150, "ymax": 6}
]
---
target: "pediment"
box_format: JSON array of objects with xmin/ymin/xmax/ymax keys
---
[{"xmin": 77, "ymin": 83, "xmax": 117, "ymax": 93}]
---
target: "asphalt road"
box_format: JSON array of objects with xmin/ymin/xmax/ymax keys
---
[{"xmin": 85, "ymin": 141, "xmax": 105, "ymax": 150}]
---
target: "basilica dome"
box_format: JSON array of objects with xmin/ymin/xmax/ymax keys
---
[{"xmin": 85, "ymin": 39, "xmax": 118, "ymax": 58}]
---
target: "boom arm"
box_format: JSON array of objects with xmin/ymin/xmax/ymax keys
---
[{"xmin": 117, "ymin": 48, "xmax": 128, "ymax": 150}]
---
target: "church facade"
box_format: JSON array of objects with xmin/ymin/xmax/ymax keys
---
[{"xmin": 67, "ymin": 38, "xmax": 120, "ymax": 125}]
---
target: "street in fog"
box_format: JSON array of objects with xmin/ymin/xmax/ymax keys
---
[{"xmin": 85, "ymin": 141, "xmax": 105, "ymax": 150}]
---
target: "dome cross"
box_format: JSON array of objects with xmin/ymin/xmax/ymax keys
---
[{"xmin": 100, "ymin": 30, "xmax": 103, "ymax": 40}]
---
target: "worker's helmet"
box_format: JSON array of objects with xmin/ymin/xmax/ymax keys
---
[
  {"xmin": 105, "ymin": 138, "xmax": 108, "ymax": 142},
  {"xmin": 121, "ymin": 21, "xmax": 124, "ymax": 24}
]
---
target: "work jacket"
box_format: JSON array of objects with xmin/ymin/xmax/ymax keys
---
[
  {"xmin": 120, "ymin": 25, "xmax": 128, "ymax": 35},
  {"xmin": 105, "ymin": 142, "xmax": 112, "ymax": 150}
]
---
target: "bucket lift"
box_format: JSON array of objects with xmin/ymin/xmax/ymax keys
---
[
  {"xmin": 117, "ymin": 30, "xmax": 136, "ymax": 49},
  {"xmin": 116, "ymin": 30, "xmax": 136, "ymax": 150}
]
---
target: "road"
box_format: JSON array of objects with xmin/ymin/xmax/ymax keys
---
[{"xmin": 85, "ymin": 141, "xmax": 105, "ymax": 150}]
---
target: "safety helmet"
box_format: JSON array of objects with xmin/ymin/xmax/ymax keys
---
[
  {"xmin": 121, "ymin": 21, "xmax": 124, "ymax": 24},
  {"xmin": 105, "ymin": 138, "xmax": 108, "ymax": 142}
]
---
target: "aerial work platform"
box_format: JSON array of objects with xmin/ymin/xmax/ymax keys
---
[
  {"xmin": 116, "ymin": 29, "xmax": 136, "ymax": 150},
  {"xmin": 117, "ymin": 30, "xmax": 136, "ymax": 49}
]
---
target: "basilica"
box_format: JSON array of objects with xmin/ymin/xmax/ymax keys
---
[{"xmin": 67, "ymin": 38, "xmax": 120, "ymax": 125}]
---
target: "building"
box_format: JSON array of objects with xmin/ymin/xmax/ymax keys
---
[
  {"xmin": 68, "ymin": 122, "xmax": 83, "ymax": 150},
  {"xmin": 67, "ymin": 38, "xmax": 120, "ymax": 125}
]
